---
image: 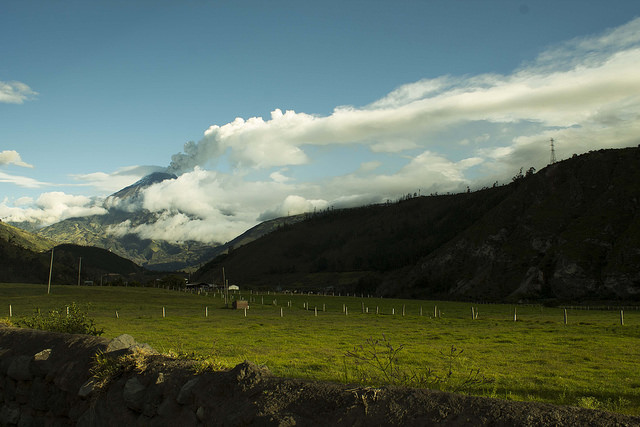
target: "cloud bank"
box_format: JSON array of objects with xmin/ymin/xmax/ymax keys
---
[
  {"xmin": 4, "ymin": 18, "xmax": 640, "ymax": 243},
  {"xmin": 0, "ymin": 80, "xmax": 37, "ymax": 104}
]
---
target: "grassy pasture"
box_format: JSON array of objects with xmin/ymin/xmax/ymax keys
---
[{"xmin": 2, "ymin": 283, "xmax": 639, "ymax": 415}]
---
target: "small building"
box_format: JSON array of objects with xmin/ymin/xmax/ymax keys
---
[
  {"xmin": 228, "ymin": 284, "xmax": 240, "ymax": 291},
  {"xmin": 232, "ymin": 300, "xmax": 249, "ymax": 310}
]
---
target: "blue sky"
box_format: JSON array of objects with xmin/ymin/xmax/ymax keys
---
[{"xmin": 2, "ymin": 1, "xmax": 640, "ymax": 243}]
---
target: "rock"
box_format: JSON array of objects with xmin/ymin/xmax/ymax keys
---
[
  {"xmin": 106, "ymin": 334, "xmax": 137, "ymax": 353},
  {"xmin": 123, "ymin": 377, "xmax": 147, "ymax": 412},
  {"xmin": 1, "ymin": 404, "xmax": 21, "ymax": 425},
  {"xmin": 78, "ymin": 378, "xmax": 98, "ymax": 398},
  {"xmin": 7, "ymin": 355, "xmax": 32, "ymax": 381},
  {"xmin": 106, "ymin": 334, "xmax": 157, "ymax": 356},
  {"xmin": 32, "ymin": 348, "xmax": 53, "ymax": 376},
  {"xmin": 176, "ymin": 378, "xmax": 199, "ymax": 405}
]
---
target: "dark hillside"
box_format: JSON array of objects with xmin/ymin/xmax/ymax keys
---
[
  {"xmin": 195, "ymin": 185, "xmax": 516, "ymax": 290},
  {"xmin": 195, "ymin": 147, "xmax": 640, "ymax": 302},
  {"xmin": 399, "ymin": 147, "xmax": 640, "ymax": 302},
  {"xmin": 0, "ymin": 231, "xmax": 156, "ymax": 285}
]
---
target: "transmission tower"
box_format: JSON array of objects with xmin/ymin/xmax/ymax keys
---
[{"xmin": 549, "ymin": 138, "xmax": 556, "ymax": 164}]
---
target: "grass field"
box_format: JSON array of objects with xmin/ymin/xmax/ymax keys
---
[{"xmin": 2, "ymin": 283, "xmax": 639, "ymax": 415}]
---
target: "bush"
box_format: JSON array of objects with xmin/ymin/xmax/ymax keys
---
[
  {"xmin": 17, "ymin": 302, "xmax": 104, "ymax": 336},
  {"xmin": 343, "ymin": 335, "xmax": 493, "ymax": 392}
]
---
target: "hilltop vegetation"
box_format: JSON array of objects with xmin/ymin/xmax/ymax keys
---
[{"xmin": 195, "ymin": 147, "xmax": 640, "ymax": 303}]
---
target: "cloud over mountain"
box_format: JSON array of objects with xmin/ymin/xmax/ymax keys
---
[{"xmin": 3, "ymin": 17, "xmax": 640, "ymax": 244}]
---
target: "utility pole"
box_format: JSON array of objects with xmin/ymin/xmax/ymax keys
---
[
  {"xmin": 549, "ymin": 138, "xmax": 556, "ymax": 164},
  {"xmin": 47, "ymin": 247, "xmax": 54, "ymax": 294},
  {"xmin": 222, "ymin": 267, "xmax": 229, "ymax": 307},
  {"xmin": 77, "ymin": 257, "xmax": 82, "ymax": 286}
]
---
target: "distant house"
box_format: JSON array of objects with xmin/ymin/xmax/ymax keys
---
[{"xmin": 228, "ymin": 284, "xmax": 240, "ymax": 291}]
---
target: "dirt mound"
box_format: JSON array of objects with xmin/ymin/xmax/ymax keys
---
[{"xmin": 1, "ymin": 327, "xmax": 638, "ymax": 426}]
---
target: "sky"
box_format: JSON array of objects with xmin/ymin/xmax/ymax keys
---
[{"xmin": 2, "ymin": 0, "xmax": 640, "ymax": 244}]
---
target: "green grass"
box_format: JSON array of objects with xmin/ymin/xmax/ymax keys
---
[{"xmin": 2, "ymin": 283, "xmax": 639, "ymax": 415}]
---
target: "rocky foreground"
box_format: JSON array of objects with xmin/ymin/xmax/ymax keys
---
[{"xmin": 0, "ymin": 327, "xmax": 638, "ymax": 426}]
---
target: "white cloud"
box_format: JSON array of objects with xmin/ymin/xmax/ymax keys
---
[
  {"xmin": 0, "ymin": 150, "xmax": 33, "ymax": 168},
  {"xmin": 71, "ymin": 165, "xmax": 167, "ymax": 193},
  {"xmin": 0, "ymin": 80, "xmax": 37, "ymax": 104},
  {"xmin": 258, "ymin": 195, "xmax": 329, "ymax": 221},
  {"xmin": 0, "ymin": 171, "xmax": 49, "ymax": 188},
  {"xmin": 166, "ymin": 18, "xmax": 640, "ymax": 184},
  {"xmin": 0, "ymin": 192, "xmax": 106, "ymax": 226}
]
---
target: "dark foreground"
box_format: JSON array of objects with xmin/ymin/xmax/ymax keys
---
[{"xmin": 0, "ymin": 327, "xmax": 638, "ymax": 426}]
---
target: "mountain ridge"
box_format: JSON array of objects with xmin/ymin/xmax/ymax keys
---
[{"xmin": 194, "ymin": 146, "xmax": 640, "ymax": 302}]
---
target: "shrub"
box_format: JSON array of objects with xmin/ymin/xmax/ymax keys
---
[
  {"xmin": 343, "ymin": 335, "xmax": 493, "ymax": 392},
  {"xmin": 16, "ymin": 302, "xmax": 104, "ymax": 336}
]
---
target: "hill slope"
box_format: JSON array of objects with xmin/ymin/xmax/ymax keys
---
[
  {"xmin": 194, "ymin": 147, "xmax": 640, "ymax": 302},
  {"xmin": 0, "ymin": 221, "xmax": 55, "ymax": 253},
  {"xmin": 0, "ymin": 223, "xmax": 156, "ymax": 285}
]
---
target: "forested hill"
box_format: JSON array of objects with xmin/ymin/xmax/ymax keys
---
[{"xmin": 194, "ymin": 146, "xmax": 640, "ymax": 303}]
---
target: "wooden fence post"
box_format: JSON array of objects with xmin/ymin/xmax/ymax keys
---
[{"xmin": 621, "ymin": 310, "xmax": 624, "ymax": 326}]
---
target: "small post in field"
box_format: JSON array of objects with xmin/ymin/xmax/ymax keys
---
[
  {"xmin": 314, "ymin": 306, "xmax": 317, "ymax": 317},
  {"xmin": 434, "ymin": 305, "xmax": 437, "ymax": 318},
  {"xmin": 402, "ymin": 305, "xmax": 405, "ymax": 316},
  {"xmin": 280, "ymin": 307, "xmax": 283, "ymax": 317},
  {"xmin": 244, "ymin": 307, "xmax": 247, "ymax": 317},
  {"xmin": 115, "ymin": 311, "xmax": 119, "ymax": 319},
  {"xmin": 471, "ymin": 307, "xmax": 475, "ymax": 320},
  {"xmin": 342, "ymin": 303, "xmax": 346, "ymax": 313},
  {"xmin": 66, "ymin": 306, "xmax": 69, "ymax": 316},
  {"xmin": 420, "ymin": 306, "xmax": 423, "ymax": 316},
  {"xmin": 620, "ymin": 310, "xmax": 624, "ymax": 326},
  {"xmin": 162, "ymin": 307, "xmax": 166, "ymax": 318},
  {"xmin": 362, "ymin": 302, "xmax": 365, "ymax": 313},
  {"xmin": 345, "ymin": 306, "xmax": 348, "ymax": 316},
  {"xmin": 323, "ymin": 303, "xmax": 326, "ymax": 312},
  {"xmin": 392, "ymin": 308, "xmax": 395, "ymax": 315},
  {"xmin": 9, "ymin": 305, "xmax": 12, "ymax": 317},
  {"xmin": 513, "ymin": 307, "xmax": 517, "ymax": 322},
  {"xmin": 563, "ymin": 309, "xmax": 567, "ymax": 325},
  {"xmin": 376, "ymin": 306, "xmax": 379, "ymax": 315}
]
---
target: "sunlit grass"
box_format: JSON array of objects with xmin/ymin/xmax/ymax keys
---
[{"xmin": 2, "ymin": 283, "xmax": 639, "ymax": 414}]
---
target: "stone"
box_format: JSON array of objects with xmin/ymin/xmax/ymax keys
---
[
  {"xmin": 7, "ymin": 355, "xmax": 32, "ymax": 381},
  {"xmin": 29, "ymin": 377, "xmax": 49, "ymax": 411},
  {"xmin": 176, "ymin": 378, "xmax": 199, "ymax": 405},
  {"xmin": 106, "ymin": 334, "xmax": 137, "ymax": 353},
  {"xmin": 196, "ymin": 406, "xmax": 206, "ymax": 422},
  {"xmin": 0, "ymin": 403, "xmax": 20, "ymax": 425},
  {"xmin": 33, "ymin": 349, "xmax": 52, "ymax": 361},
  {"xmin": 78, "ymin": 378, "xmax": 97, "ymax": 398},
  {"xmin": 123, "ymin": 377, "xmax": 147, "ymax": 412}
]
